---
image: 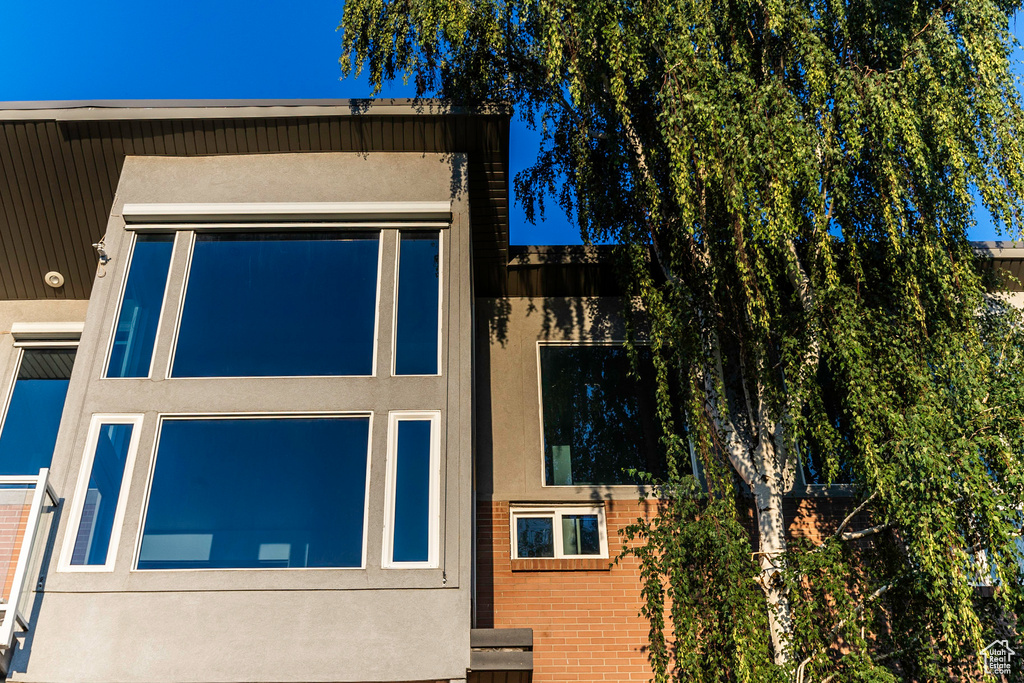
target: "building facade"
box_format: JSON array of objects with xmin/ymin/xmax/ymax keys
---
[{"xmin": 0, "ymin": 100, "xmax": 1011, "ymax": 683}]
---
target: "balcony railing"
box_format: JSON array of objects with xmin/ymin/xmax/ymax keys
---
[{"xmin": 0, "ymin": 469, "xmax": 58, "ymax": 669}]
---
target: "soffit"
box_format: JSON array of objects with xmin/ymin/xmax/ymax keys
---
[{"xmin": 0, "ymin": 104, "xmax": 509, "ymax": 300}]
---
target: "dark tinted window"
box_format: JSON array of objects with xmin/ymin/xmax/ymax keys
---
[
  {"xmin": 391, "ymin": 420, "xmax": 432, "ymax": 563},
  {"xmin": 0, "ymin": 348, "xmax": 75, "ymax": 475},
  {"xmin": 394, "ymin": 232, "xmax": 440, "ymax": 375},
  {"xmin": 139, "ymin": 417, "xmax": 370, "ymax": 569},
  {"xmin": 173, "ymin": 233, "xmax": 379, "ymax": 377},
  {"xmin": 540, "ymin": 345, "xmax": 665, "ymax": 485},
  {"xmin": 71, "ymin": 423, "xmax": 133, "ymax": 565},
  {"xmin": 516, "ymin": 517, "xmax": 554, "ymax": 558},
  {"xmin": 107, "ymin": 234, "xmax": 173, "ymax": 377}
]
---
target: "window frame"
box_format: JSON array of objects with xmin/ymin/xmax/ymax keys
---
[
  {"xmin": 536, "ymin": 340, "xmax": 684, "ymax": 488},
  {"xmin": 509, "ymin": 505, "xmax": 609, "ymax": 560},
  {"xmin": 131, "ymin": 411, "xmax": 376, "ymax": 572},
  {"xmin": 58, "ymin": 413, "xmax": 145, "ymax": 573},
  {"xmin": 101, "ymin": 230, "xmax": 176, "ymax": 380},
  {"xmin": 164, "ymin": 230, "xmax": 386, "ymax": 380},
  {"xmin": 390, "ymin": 229, "xmax": 444, "ymax": 378},
  {"xmin": 382, "ymin": 410, "xmax": 442, "ymax": 569}
]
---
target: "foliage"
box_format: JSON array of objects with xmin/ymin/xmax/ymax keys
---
[{"xmin": 341, "ymin": 0, "xmax": 1024, "ymax": 679}]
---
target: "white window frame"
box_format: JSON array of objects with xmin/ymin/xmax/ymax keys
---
[
  {"xmin": 164, "ymin": 230, "xmax": 385, "ymax": 380},
  {"xmin": 102, "ymin": 231, "xmax": 175, "ymax": 380},
  {"xmin": 132, "ymin": 411, "xmax": 375, "ymax": 572},
  {"xmin": 382, "ymin": 411, "xmax": 441, "ymax": 569},
  {"xmin": 509, "ymin": 505, "xmax": 609, "ymax": 560},
  {"xmin": 58, "ymin": 413, "xmax": 145, "ymax": 572},
  {"xmin": 390, "ymin": 229, "xmax": 444, "ymax": 377}
]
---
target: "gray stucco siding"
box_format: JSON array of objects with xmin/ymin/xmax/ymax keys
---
[{"xmin": 9, "ymin": 153, "xmax": 473, "ymax": 683}]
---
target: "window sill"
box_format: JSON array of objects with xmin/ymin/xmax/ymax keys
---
[{"xmin": 510, "ymin": 558, "xmax": 611, "ymax": 572}]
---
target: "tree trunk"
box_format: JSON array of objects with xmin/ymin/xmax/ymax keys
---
[{"xmin": 754, "ymin": 482, "xmax": 792, "ymax": 665}]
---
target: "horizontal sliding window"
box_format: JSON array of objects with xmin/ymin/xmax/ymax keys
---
[
  {"xmin": 384, "ymin": 413, "xmax": 440, "ymax": 567},
  {"xmin": 67, "ymin": 418, "xmax": 140, "ymax": 568},
  {"xmin": 172, "ymin": 232, "xmax": 380, "ymax": 377},
  {"xmin": 138, "ymin": 417, "xmax": 370, "ymax": 569},
  {"xmin": 394, "ymin": 232, "xmax": 440, "ymax": 375},
  {"xmin": 107, "ymin": 234, "xmax": 174, "ymax": 378},
  {"xmin": 511, "ymin": 506, "xmax": 608, "ymax": 559},
  {"xmin": 0, "ymin": 348, "xmax": 75, "ymax": 475},
  {"xmin": 540, "ymin": 344, "xmax": 666, "ymax": 486}
]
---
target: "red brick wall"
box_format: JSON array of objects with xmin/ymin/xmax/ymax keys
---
[
  {"xmin": 0, "ymin": 503, "xmax": 32, "ymax": 603},
  {"xmin": 477, "ymin": 496, "xmax": 865, "ymax": 683},
  {"xmin": 477, "ymin": 500, "xmax": 659, "ymax": 682}
]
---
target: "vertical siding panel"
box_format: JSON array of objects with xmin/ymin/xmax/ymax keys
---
[{"xmin": 39, "ymin": 122, "xmax": 89, "ymax": 299}]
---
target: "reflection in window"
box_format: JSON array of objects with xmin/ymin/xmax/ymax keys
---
[
  {"xmin": 516, "ymin": 517, "xmax": 554, "ymax": 558},
  {"xmin": 390, "ymin": 420, "xmax": 433, "ymax": 564},
  {"xmin": 512, "ymin": 507, "xmax": 607, "ymax": 559},
  {"xmin": 0, "ymin": 348, "xmax": 75, "ymax": 475},
  {"xmin": 71, "ymin": 423, "xmax": 134, "ymax": 566},
  {"xmin": 561, "ymin": 515, "xmax": 601, "ymax": 556},
  {"xmin": 139, "ymin": 417, "xmax": 370, "ymax": 569},
  {"xmin": 107, "ymin": 234, "xmax": 173, "ymax": 377},
  {"xmin": 540, "ymin": 345, "xmax": 666, "ymax": 485},
  {"xmin": 172, "ymin": 233, "xmax": 379, "ymax": 377},
  {"xmin": 394, "ymin": 232, "xmax": 440, "ymax": 375},
  {"xmin": 801, "ymin": 448, "xmax": 853, "ymax": 486}
]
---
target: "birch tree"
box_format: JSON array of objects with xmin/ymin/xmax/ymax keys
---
[{"xmin": 341, "ymin": 0, "xmax": 1024, "ymax": 679}]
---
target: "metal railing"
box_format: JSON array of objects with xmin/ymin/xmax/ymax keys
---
[{"xmin": 0, "ymin": 469, "xmax": 58, "ymax": 656}]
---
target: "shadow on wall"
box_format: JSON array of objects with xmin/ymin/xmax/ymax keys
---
[
  {"xmin": 6, "ymin": 497, "xmax": 63, "ymax": 677},
  {"xmin": 473, "ymin": 268, "xmax": 644, "ymax": 628}
]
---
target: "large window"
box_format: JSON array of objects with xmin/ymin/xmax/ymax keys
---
[
  {"xmin": 172, "ymin": 232, "xmax": 381, "ymax": 377},
  {"xmin": 71, "ymin": 212, "xmax": 453, "ymax": 577},
  {"xmin": 539, "ymin": 344, "xmax": 666, "ymax": 486},
  {"xmin": 137, "ymin": 416, "xmax": 371, "ymax": 570},
  {"xmin": 0, "ymin": 348, "xmax": 76, "ymax": 475}
]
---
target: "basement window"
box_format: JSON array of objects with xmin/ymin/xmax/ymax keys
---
[{"xmin": 510, "ymin": 506, "xmax": 608, "ymax": 559}]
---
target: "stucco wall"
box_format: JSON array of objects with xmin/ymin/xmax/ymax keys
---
[
  {"xmin": 8, "ymin": 153, "xmax": 473, "ymax": 683},
  {"xmin": 475, "ymin": 296, "xmax": 649, "ymax": 503}
]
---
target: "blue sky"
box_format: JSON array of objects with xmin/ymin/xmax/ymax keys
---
[{"xmin": 0, "ymin": 0, "xmax": 1019, "ymax": 243}]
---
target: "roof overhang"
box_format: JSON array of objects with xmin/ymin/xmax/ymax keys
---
[{"xmin": 0, "ymin": 99, "xmax": 510, "ymax": 299}]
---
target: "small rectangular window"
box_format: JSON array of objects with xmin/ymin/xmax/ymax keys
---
[
  {"xmin": 138, "ymin": 416, "xmax": 371, "ymax": 570},
  {"xmin": 0, "ymin": 348, "xmax": 76, "ymax": 475},
  {"xmin": 106, "ymin": 234, "xmax": 174, "ymax": 378},
  {"xmin": 510, "ymin": 506, "xmax": 608, "ymax": 560},
  {"xmin": 60, "ymin": 415, "xmax": 142, "ymax": 571},
  {"xmin": 539, "ymin": 344, "xmax": 668, "ymax": 486},
  {"xmin": 394, "ymin": 232, "xmax": 441, "ymax": 376},
  {"xmin": 384, "ymin": 412, "xmax": 440, "ymax": 568},
  {"xmin": 172, "ymin": 232, "xmax": 380, "ymax": 377}
]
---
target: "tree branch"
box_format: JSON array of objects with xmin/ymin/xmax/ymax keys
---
[{"xmin": 834, "ymin": 491, "xmax": 878, "ymax": 538}]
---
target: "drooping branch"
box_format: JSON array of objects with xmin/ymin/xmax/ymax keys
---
[{"xmin": 834, "ymin": 491, "xmax": 878, "ymax": 539}]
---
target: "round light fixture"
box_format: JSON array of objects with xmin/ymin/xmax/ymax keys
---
[{"xmin": 44, "ymin": 271, "xmax": 65, "ymax": 288}]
